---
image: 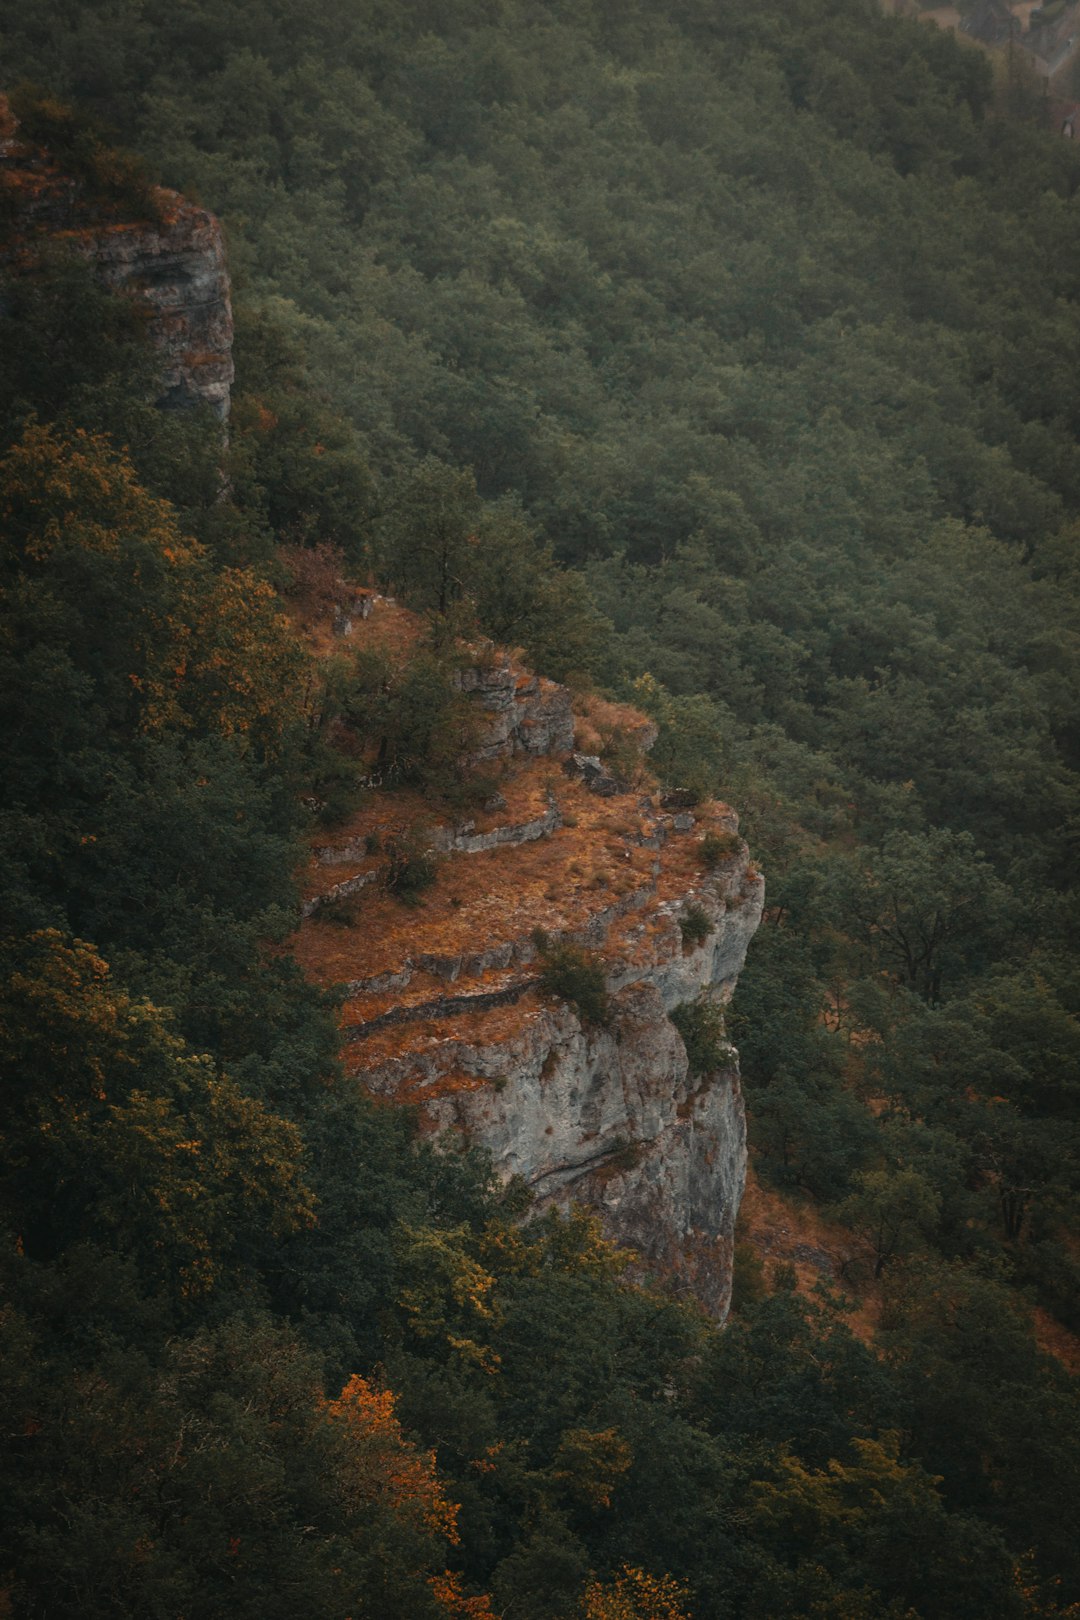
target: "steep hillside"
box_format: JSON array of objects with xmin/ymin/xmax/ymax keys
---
[{"xmin": 3, "ymin": 4, "xmax": 1080, "ymax": 1608}]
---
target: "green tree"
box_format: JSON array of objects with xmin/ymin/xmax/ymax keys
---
[
  {"xmin": 376, "ymin": 458, "xmax": 481, "ymax": 617},
  {"xmin": 833, "ymin": 1166, "xmax": 942, "ymax": 1279},
  {"xmin": 0, "ymin": 930, "xmax": 313, "ymax": 1293},
  {"xmin": 838, "ymin": 829, "xmax": 1009, "ymax": 1004}
]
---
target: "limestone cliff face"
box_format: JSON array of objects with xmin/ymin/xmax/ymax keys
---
[
  {"xmin": 454, "ymin": 654, "xmax": 576, "ymax": 761},
  {"xmin": 68, "ymin": 197, "xmax": 233, "ymax": 418},
  {"xmin": 357, "ymin": 846, "xmax": 761, "ymax": 1315},
  {"xmin": 294, "ymin": 599, "xmax": 764, "ymax": 1318},
  {"xmin": 0, "ymin": 95, "xmax": 233, "ymax": 418}
]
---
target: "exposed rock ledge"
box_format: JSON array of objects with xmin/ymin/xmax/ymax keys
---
[
  {"xmin": 0, "ymin": 94, "xmax": 233, "ymax": 418},
  {"xmin": 355, "ymin": 862, "xmax": 762, "ymax": 1316},
  {"xmin": 291, "ymin": 597, "xmax": 764, "ymax": 1317}
]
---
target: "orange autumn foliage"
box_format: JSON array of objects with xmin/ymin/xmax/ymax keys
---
[
  {"xmin": 581, "ymin": 1565, "xmax": 693, "ymax": 1620},
  {"xmin": 323, "ymin": 1373, "xmax": 460, "ymax": 1542},
  {"xmin": 324, "ymin": 1373, "xmax": 501, "ymax": 1614},
  {"xmin": 429, "ymin": 1570, "xmax": 499, "ymax": 1617},
  {"xmin": 0, "ymin": 424, "xmax": 306, "ymax": 750},
  {"xmin": 185, "ymin": 563, "xmax": 306, "ymax": 748},
  {"xmin": 555, "ymin": 1426, "xmax": 633, "ymax": 1510},
  {"xmin": 1, "ymin": 929, "xmax": 315, "ymax": 1293},
  {"xmin": 1, "ymin": 424, "xmax": 203, "ymax": 732}
]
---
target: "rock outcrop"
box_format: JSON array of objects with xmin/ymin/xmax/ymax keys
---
[
  {"xmin": 0, "ymin": 95, "xmax": 233, "ymax": 418},
  {"xmin": 293, "ymin": 597, "xmax": 764, "ymax": 1317},
  {"xmin": 456, "ymin": 654, "xmax": 575, "ymax": 761}
]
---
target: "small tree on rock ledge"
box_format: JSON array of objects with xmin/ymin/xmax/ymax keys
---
[{"xmin": 534, "ymin": 931, "xmax": 611, "ymax": 1028}]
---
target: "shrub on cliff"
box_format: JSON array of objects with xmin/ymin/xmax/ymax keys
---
[
  {"xmin": 670, "ymin": 996, "xmax": 729, "ymax": 1077},
  {"xmin": 343, "ymin": 646, "xmax": 481, "ymax": 803},
  {"xmin": 533, "ymin": 931, "xmax": 610, "ymax": 1027},
  {"xmin": 699, "ymin": 830, "xmax": 741, "ymax": 869},
  {"xmin": 679, "ymin": 904, "xmax": 713, "ymax": 949},
  {"xmin": 382, "ymin": 829, "xmax": 438, "ymax": 905}
]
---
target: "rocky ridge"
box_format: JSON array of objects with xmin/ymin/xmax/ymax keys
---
[
  {"xmin": 293, "ymin": 597, "xmax": 764, "ymax": 1316},
  {"xmin": 0, "ymin": 94, "xmax": 233, "ymax": 418}
]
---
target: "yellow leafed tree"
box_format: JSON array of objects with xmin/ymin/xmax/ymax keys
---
[{"xmin": 581, "ymin": 1564, "xmax": 693, "ymax": 1620}]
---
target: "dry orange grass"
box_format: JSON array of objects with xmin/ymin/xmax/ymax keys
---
[
  {"xmin": 289, "ymin": 590, "xmax": 421, "ymax": 662},
  {"xmin": 343, "ymin": 989, "xmax": 546, "ymax": 1076},
  {"xmin": 293, "ymin": 767, "xmax": 744, "ymax": 1005},
  {"xmin": 285, "ymin": 590, "xmax": 753, "ymax": 1103},
  {"xmin": 572, "ymin": 690, "xmax": 658, "ymax": 756},
  {"xmin": 738, "ymin": 1164, "xmax": 1080, "ymax": 1370}
]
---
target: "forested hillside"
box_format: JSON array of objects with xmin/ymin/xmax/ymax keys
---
[{"xmin": 2, "ymin": 0, "xmax": 1080, "ymax": 1615}]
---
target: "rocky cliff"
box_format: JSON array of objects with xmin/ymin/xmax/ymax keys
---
[
  {"xmin": 0, "ymin": 94, "xmax": 233, "ymax": 418},
  {"xmin": 293, "ymin": 598, "xmax": 764, "ymax": 1317}
]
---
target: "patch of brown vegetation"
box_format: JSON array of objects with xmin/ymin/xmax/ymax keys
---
[
  {"xmin": 292, "ymin": 760, "xmax": 740, "ymax": 1005},
  {"xmin": 1031, "ymin": 1305, "xmax": 1080, "ymax": 1374},
  {"xmin": 352, "ymin": 595, "xmax": 425, "ymax": 661},
  {"xmin": 572, "ymin": 690, "xmax": 659, "ymax": 755},
  {"xmin": 342, "ymin": 989, "xmax": 547, "ymax": 1073},
  {"xmin": 289, "ymin": 588, "xmax": 412, "ymax": 660},
  {"xmin": 737, "ymin": 1160, "xmax": 882, "ymax": 1343}
]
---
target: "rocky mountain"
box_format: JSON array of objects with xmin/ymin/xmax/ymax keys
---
[{"xmin": 293, "ymin": 598, "xmax": 764, "ymax": 1317}]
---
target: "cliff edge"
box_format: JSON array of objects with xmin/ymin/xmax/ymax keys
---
[{"xmin": 293, "ymin": 597, "xmax": 764, "ymax": 1317}]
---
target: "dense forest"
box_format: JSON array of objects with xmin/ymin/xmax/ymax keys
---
[{"xmin": 2, "ymin": 0, "xmax": 1080, "ymax": 1615}]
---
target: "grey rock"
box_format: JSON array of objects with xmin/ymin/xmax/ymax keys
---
[
  {"xmin": 562, "ymin": 752, "xmax": 627, "ymax": 796},
  {"xmin": 456, "ymin": 657, "xmax": 574, "ymax": 761},
  {"xmin": 301, "ymin": 867, "xmax": 377, "ymax": 919},
  {"xmin": 354, "ymin": 844, "xmax": 765, "ymax": 1319},
  {"xmin": 0, "ymin": 99, "xmax": 234, "ymax": 419}
]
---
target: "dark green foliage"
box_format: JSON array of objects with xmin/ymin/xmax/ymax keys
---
[
  {"xmin": 670, "ymin": 997, "xmax": 729, "ymax": 1078},
  {"xmin": 699, "ymin": 830, "xmax": 741, "ymax": 869},
  {"xmin": 490, "ymin": 1514, "xmax": 590, "ymax": 1619},
  {"xmin": 375, "ymin": 457, "xmax": 479, "ymax": 618},
  {"xmin": 730, "ymin": 1241, "xmax": 767, "ymax": 1314},
  {"xmin": 230, "ymin": 310, "xmax": 376, "ymax": 562},
  {"xmin": 374, "ymin": 460, "xmax": 611, "ymax": 678},
  {"xmin": 0, "ymin": 255, "xmax": 236, "ymax": 553},
  {"xmin": 315, "ymin": 891, "xmax": 364, "ymax": 926},
  {"xmin": 0, "ymin": 256, "xmax": 155, "ymax": 448},
  {"xmin": 382, "ymin": 829, "xmax": 438, "ymax": 905},
  {"xmin": 751, "ymin": 1071, "xmax": 879, "ymax": 1204},
  {"xmin": 880, "ymin": 1261, "xmax": 1080, "ymax": 1592},
  {"xmin": 1023, "ymin": 1239, "xmax": 1080, "ymax": 1333},
  {"xmin": 678, "ymin": 904, "xmax": 712, "ymax": 949},
  {"xmin": 835, "ymin": 828, "xmax": 1011, "ymax": 1005},
  {"xmin": 340, "ymin": 644, "xmax": 485, "ymax": 805},
  {"xmin": 533, "ymin": 931, "xmax": 611, "ymax": 1027}
]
